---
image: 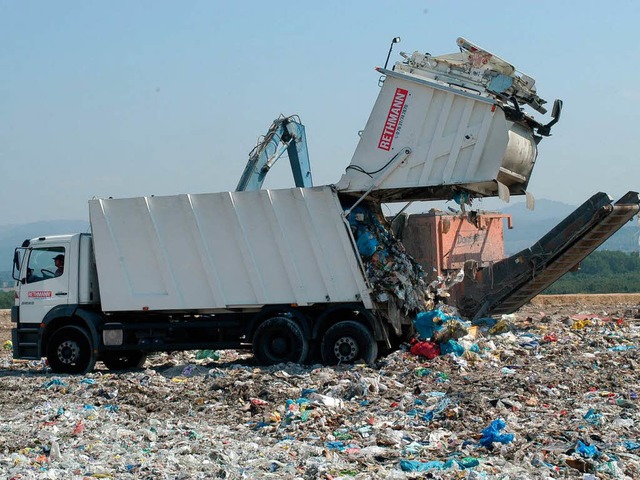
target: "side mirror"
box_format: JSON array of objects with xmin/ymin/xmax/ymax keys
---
[{"xmin": 12, "ymin": 249, "xmax": 21, "ymax": 281}]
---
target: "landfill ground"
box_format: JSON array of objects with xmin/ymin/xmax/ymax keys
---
[{"xmin": 2, "ymin": 296, "xmax": 640, "ymax": 479}]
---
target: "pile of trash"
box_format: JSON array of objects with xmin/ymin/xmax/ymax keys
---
[
  {"xmin": 2, "ymin": 302, "xmax": 640, "ymax": 478},
  {"xmin": 345, "ymin": 203, "xmax": 433, "ymax": 315},
  {"xmin": 344, "ymin": 202, "xmax": 467, "ymax": 339}
]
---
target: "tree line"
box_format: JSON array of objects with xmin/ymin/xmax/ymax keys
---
[{"xmin": 544, "ymin": 250, "xmax": 640, "ymax": 294}]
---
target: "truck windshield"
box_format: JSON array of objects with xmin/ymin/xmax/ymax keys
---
[{"xmin": 26, "ymin": 247, "xmax": 66, "ymax": 284}]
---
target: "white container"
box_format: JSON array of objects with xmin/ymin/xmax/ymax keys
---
[
  {"xmin": 89, "ymin": 186, "xmax": 372, "ymax": 313},
  {"xmin": 336, "ymin": 69, "xmax": 538, "ymax": 202}
]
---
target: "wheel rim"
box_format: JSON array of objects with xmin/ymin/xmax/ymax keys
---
[
  {"xmin": 334, "ymin": 336, "xmax": 359, "ymax": 362},
  {"xmin": 57, "ymin": 339, "xmax": 81, "ymax": 365},
  {"xmin": 253, "ymin": 316, "xmax": 309, "ymax": 365},
  {"xmin": 48, "ymin": 326, "xmax": 95, "ymax": 374},
  {"xmin": 321, "ymin": 320, "xmax": 377, "ymax": 365}
]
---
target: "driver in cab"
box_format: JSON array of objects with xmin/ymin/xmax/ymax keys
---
[{"xmin": 54, "ymin": 254, "xmax": 64, "ymax": 277}]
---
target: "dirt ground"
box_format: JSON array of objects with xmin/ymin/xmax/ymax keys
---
[
  {"xmin": 0, "ymin": 309, "xmax": 10, "ymax": 344},
  {"xmin": 2, "ymin": 297, "xmax": 640, "ymax": 478},
  {"xmin": 530, "ymin": 293, "xmax": 640, "ymax": 309}
]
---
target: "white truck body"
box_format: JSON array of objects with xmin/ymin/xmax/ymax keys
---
[{"xmin": 89, "ymin": 186, "xmax": 373, "ymax": 313}]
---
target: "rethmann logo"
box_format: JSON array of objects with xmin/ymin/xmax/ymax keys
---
[
  {"xmin": 28, "ymin": 291, "xmax": 52, "ymax": 298},
  {"xmin": 378, "ymin": 88, "xmax": 409, "ymax": 151}
]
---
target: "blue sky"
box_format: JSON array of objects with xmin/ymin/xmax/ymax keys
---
[{"xmin": 1, "ymin": 1, "xmax": 639, "ymax": 223}]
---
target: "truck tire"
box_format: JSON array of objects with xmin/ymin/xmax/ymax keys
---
[
  {"xmin": 46, "ymin": 326, "xmax": 96, "ymax": 374},
  {"xmin": 252, "ymin": 316, "xmax": 309, "ymax": 365},
  {"xmin": 321, "ymin": 320, "xmax": 378, "ymax": 365},
  {"xmin": 101, "ymin": 351, "xmax": 147, "ymax": 370}
]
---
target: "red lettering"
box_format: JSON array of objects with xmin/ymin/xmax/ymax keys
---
[
  {"xmin": 28, "ymin": 291, "xmax": 52, "ymax": 298},
  {"xmin": 378, "ymin": 88, "xmax": 408, "ymax": 151}
]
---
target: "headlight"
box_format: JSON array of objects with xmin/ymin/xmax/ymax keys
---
[{"xmin": 103, "ymin": 328, "xmax": 123, "ymax": 346}]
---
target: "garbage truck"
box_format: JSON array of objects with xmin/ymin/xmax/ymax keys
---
[
  {"xmin": 10, "ymin": 37, "xmax": 634, "ymax": 373},
  {"xmin": 11, "ymin": 187, "xmax": 417, "ymax": 373}
]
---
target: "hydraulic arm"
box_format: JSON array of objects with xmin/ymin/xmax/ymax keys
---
[{"xmin": 236, "ymin": 115, "xmax": 313, "ymax": 191}]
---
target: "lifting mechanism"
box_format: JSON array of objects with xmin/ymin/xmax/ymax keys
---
[{"xmin": 236, "ymin": 115, "xmax": 313, "ymax": 191}]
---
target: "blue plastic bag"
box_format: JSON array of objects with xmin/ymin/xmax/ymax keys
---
[
  {"xmin": 583, "ymin": 408, "xmax": 602, "ymax": 425},
  {"xmin": 440, "ymin": 339, "xmax": 464, "ymax": 356},
  {"xmin": 325, "ymin": 441, "xmax": 345, "ymax": 451},
  {"xmin": 414, "ymin": 308, "xmax": 460, "ymax": 340},
  {"xmin": 576, "ymin": 440, "xmax": 599, "ymax": 458},
  {"xmin": 399, "ymin": 460, "xmax": 445, "ymax": 472},
  {"xmin": 400, "ymin": 457, "xmax": 479, "ymax": 472},
  {"xmin": 356, "ymin": 230, "xmax": 379, "ymax": 258},
  {"xmin": 414, "ymin": 311, "xmax": 438, "ymax": 339},
  {"xmin": 478, "ymin": 419, "xmax": 514, "ymax": 448}
]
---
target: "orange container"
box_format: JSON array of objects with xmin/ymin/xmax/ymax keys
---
[{"xmin": 399, "ymin": 211, "xmax": 511, "ymax": 280}]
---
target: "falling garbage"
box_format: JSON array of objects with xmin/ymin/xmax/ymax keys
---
[{"xmin": 346, "ymin": 203, "xmax": 432, "ymax": 315}]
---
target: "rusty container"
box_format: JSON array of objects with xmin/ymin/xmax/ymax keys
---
[{"xmin": 399, "ymin": 211, "xmax": 511, "ymax": 281}]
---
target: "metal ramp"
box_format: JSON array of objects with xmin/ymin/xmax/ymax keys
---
[{"xmin": 452, "ymin": 191, "xmax": 640, "ymax": 319}]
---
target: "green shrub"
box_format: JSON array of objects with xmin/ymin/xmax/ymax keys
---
[{"xmin": 0, "ymin": 290, "xmax": 14, "ymax": 309}]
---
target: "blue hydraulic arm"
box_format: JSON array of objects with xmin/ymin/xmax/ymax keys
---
[{"xmin": 236, "ymin": 115, "xmax": 313, "ymax": 191}]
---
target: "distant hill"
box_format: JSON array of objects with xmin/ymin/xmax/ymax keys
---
[
  {"xmin": 0, "ymin": 220, "xmax": 89, "ymax": 272},
  {"xmin": 501, "ymin": 198, "xmax": 639, "ymax": 255}
]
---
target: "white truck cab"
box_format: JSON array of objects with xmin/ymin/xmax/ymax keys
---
[
  {"xmin": 12, "ymin": 233, "xmax": 102, "ymax": 370},
  {"xmin": 14, "ymin": 234, "xmax": 99, "ymax": 325}
]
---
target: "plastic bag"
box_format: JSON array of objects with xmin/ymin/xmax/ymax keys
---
[{"xmin": 478, "ymin": 419, "xmax": 514, "ymax": 448}]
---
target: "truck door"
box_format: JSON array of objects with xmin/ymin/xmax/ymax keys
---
[{"xmin": 19, "ymin": 245, "xmax": 70, "ymax": 324}]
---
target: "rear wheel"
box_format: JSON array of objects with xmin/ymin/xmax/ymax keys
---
[
  {"xmin": 252, "ymin": 316, "xmax": 309, "ymax": 365},
  {"xmin": 47, "ymin": 326, "xmax": 96, "ymax": 374},
  {"xmin": 321, "ymin": 320, "xmax": 378, "ymax": 365},
  {"xmin": 101, "ymin": 351, "xmax": 147, "ymax": 370}
]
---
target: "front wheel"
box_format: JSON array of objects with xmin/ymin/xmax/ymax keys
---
[
  {"xmin": 252, "ymin": 316, "xmax": 309, "ymax": 365},
  {"xmin": 101, "ymin": 351, "xmax": 147, "ymax": 370},
  {"xmin": 321, "ymin": 321, "xmax": 378, "ymax": 365},
  {"xmin": 47, "ymin": 326, "xmax": 96, "ymax": 374}
]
